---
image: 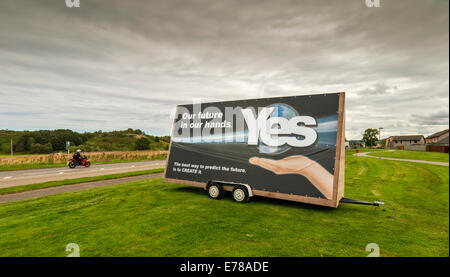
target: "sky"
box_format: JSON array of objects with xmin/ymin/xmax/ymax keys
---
[{"xmin": 0, "ymin": 0, "xmax": 448, "ymax": 139}]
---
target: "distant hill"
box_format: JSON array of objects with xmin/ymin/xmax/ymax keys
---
[{"xmin": 0, "ymin": 129, "xmax": 170, "ymax": 154}]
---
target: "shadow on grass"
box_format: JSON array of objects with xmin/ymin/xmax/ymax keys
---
[{"xmin": 171, "ymin": 185, "xmax": 337, "ymax": 211}]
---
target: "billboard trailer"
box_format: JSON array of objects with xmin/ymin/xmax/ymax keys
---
[{"xmin": 164, "ymin": 92, "xmax": 383, "ymax": 208}]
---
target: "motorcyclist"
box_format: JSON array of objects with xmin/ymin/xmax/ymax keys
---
[{"xmin": 73, "ymin": 149, "xmax": 83, "ymax": 164}]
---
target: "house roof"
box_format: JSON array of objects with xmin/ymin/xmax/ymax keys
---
[
  {"xmin": 389, "ymin": 135, "xmax": 424, "ymax": 141},
  {"xmin": 426, "ymin": 129, "xmax": 449, "ymax": 139},
  {"xmin": 435, "ymin": 135, "xmax": 449, "ymax": 145},
  {"xmin": 348, "ymin": 140, "xmax": 365, "ymax": 144}
]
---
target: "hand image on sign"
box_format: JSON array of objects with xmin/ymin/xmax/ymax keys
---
[{"xmin": 249, "ymin": 156, "xmax": 334, "ymax": 199}]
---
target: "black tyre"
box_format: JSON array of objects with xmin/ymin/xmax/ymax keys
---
[
  {"xmin": 232, "ymin": 186, "xmax": 249, "ymax": 203},
  {"xmin": 68, "ymin": 161, "xmax": 77, "ymax": 168},
  {"xmin": 85, "ymin": 161, "xmax": 91, "ymax": 167},
  {"xmin": 207, "ymin": 182, "xmax": 225, "ymax": 200}
]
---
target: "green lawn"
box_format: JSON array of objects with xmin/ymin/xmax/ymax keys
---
[
  {"xmin": 367, "ymin": 150, "xmax": 449, "ymax": 163},
  {"xmin": 0, "ymin": 168, "xmax": 164, "ymax": 195},
  {"xmin": 0, "ymin": 163, "xmax": 68, "ymax": 171},
  {"xmin": 348, "ymin": 148, "xmax": 390, "ymax": 152},
  {"xmin": 0, "ymin": 151, "xmax": 448, "ymax": 257}
]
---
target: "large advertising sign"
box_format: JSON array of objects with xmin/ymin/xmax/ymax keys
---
[{"xmin": 164, "ymin": 92, "xmax": 345, "ymax": 207}]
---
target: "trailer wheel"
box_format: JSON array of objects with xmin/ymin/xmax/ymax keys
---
[
  {"xmin": 207, "ymin": 182, "xmax": 225, "ymax": 200},
  {"xmin": 232, "ymin": 186, "xmax": 249, "ymax": 203}
]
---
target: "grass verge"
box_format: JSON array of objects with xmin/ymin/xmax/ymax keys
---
[
  {"xmin": 366, "ymin": 150, "xmax": 449, "ymax": 163},
  {"xmin": 0, "ymin": 168, "xmax": 164, "ymax": 195},
  {"xmin": 0, "ymin": 163, "xmax": 68, "ymax": 171}
]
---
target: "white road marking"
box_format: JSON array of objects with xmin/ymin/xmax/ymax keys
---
[
  {"xmin": 131, "ymin": 165, "xmax": 135, "ymax": 168},
  {"xmin": 100, "ymin": 168, "xmax": 105, "ymax": 170},
  {"xmin": 59, "ymin": 172, "xmax": 64, "ymax": 174},
  {"xmin": 3, "ymin": 176, "xmax": 12, "ymax": 179}
]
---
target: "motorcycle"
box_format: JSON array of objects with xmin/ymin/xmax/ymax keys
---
[{"xmin": 68, "ymin": 155, "xmax": 91, "ymax": 168}]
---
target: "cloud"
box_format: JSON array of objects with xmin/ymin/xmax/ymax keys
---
[
  {"xmin": 415, "ymin": 109, "xmax": 450, "ymax": 126},
  {"xmin": 356, "ymin": 83, "xmax": 398, "ymax": 96},
  {"xmin": 0, "ymin": 0, "xmax": 448, "ymax": 139}
]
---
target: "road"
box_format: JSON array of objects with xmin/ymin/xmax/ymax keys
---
[
  {"xmin": 0, "ymin": 173, "xmax": 164, "ymax": 204},
  {"xmin": 354, "ymin": 151, "xmax": 449, "ymax": 166},
  {"xmin": 0, "ymin": 160, "xmax": 166, "ymax": 189}
]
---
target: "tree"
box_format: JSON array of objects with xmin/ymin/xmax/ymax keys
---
[
  {"xmin": 30, "ymin": 142, "xmax": 53, "ymax": 154},
  {"xmin": 14, "ymin": 141, "xmax": 25, "ymax": 152},
  {"xmin": 1, "ymin": 129, "xmax": 170, "ymax": 154},
  {"xmin": 362, "ymin": 128, "xmax": 379, "ymax": 147},
  {"xmin": 381, "ymin": 138, "xmax": 387, "ymax": 148},
  {"xmin": 135, "ymin": 137, "xmax": 150, "ymax": 150},
  {"xmin": 25, "ymin": 137, "xmax": 35, "ymax": 151},
  {"xmin": 48, "ymin": 129, "xmax": 83, "ymax": 151}
]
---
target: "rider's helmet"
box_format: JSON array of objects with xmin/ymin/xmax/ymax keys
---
[{"xmin": 76, "ymin": 149, "xmax": 81, "ymax": 153}]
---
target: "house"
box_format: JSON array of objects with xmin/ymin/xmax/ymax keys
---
[
  {"xmin": 435, "ymin": 136, "xmax": 449, "ymax": 146},
  {"xmin": 385, "ymin": 135, "xmax": 425, "ymax": 149},
  {"xmin": 348, "ymin": 140, "xmax": 365, "ymax": 148},
  {"xmin": 426, "ymin": 129, "xmax": 449, "ymax": 144},
  {"xmin": 426, "ymin": 133, "xmax": 449, "ymax": 153}
]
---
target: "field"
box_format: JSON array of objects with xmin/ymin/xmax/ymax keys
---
[
  {"xmin": 0, "ymin": 150, "xmax": 167, "ymax": 171},
  {"xmin": 0, "ymin": 151, "xmax": 448, "ymax": 257},
  {"xmin": 366, "ymin": 150, "xmax": 449, "ymax": 163}
]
